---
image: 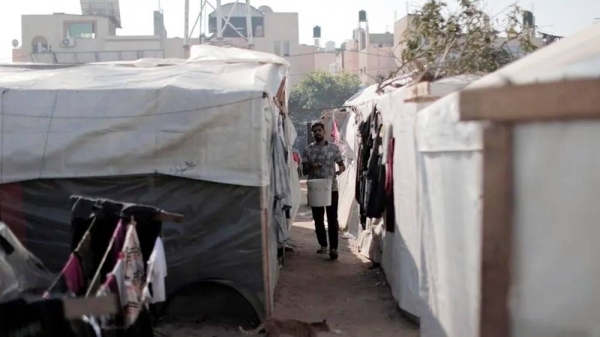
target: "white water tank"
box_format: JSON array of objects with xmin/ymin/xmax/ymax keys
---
[{"xmin": 325, "ymin": 41, "xmax": 336, "ymax": 52}]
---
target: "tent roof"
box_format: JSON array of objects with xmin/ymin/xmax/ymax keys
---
[{"xmin": 0, "ymin": 46, "xmax": 288, "ymax": 187}]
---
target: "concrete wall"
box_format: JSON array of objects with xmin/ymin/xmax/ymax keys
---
[
  {"xmin": 360, "ymin": 45, "xmax": 397, "ymax": 85},
  {"xmin": 15, "ymin": 14, "xmax": 186, "ymax": 64}
]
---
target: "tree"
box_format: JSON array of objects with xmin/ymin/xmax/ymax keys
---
[
  {"xmin": 289, "ymin": 71, "xmax": 361, "ymax": 113},
  {"xmin": 380, "ymin": 0, "xmax": 537, "ymax": 90}
]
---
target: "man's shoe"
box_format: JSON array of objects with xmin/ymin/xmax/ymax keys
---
[
  {"xmin": 316, "ymin": 246, "xmax": 328, "ymax": 254},
  {"xmin": 329, "ymin": 249, "xmax": 339, "ymax": 260}
]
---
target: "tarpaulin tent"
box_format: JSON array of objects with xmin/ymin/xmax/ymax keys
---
[
  {"xmin": 0, "ymin": 44, "xmax": 301, "ymax": 320},
  {"xmin": 337, "ymin": 76, "xmax": 475, "ymax": 324},
  {"xmin": 389, "ymin": 23, "xmax": 600, "ymax": 337}
]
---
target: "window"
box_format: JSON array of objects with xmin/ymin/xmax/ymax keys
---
[
  {"xmin": 274, "ymin": 40, "xmax": 281, "ymax": 56},
  {"xmin": 66, "ymin": 22, "xmax": 96, "ymax": 39},
  {"xmin": 283, "ymin": 41, "xmax": 290, "ymax": 56},
  {"xmin": 31, "ymin": 36, "xmax": 48, "ymax": 53},
  {"xmin": 274, "ymin": 40, "xmax": 291, "ymax": 57}
]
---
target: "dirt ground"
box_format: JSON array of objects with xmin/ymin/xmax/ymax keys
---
[{"xmin": 157, "ymin": 199, "xmax": 419, "ymax": 337}]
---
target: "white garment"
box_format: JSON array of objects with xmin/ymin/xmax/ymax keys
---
[
  {"xmin": 143, "ymin": 237, "xmax": 167, "ymax": 304},
  {"xmin": 111, "ymin": 259, "xmax": 127, "ymax": 306}
]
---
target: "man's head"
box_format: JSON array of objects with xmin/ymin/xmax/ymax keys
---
[{"xmin": 311, "ymin": 121, "xmax": 325, "ymax": 142}]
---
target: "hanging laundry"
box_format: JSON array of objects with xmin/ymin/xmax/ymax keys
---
[
  {"xmin": 331, "ymin": 117, "xmax": 340, "ymax": 144},
  {"xmin": 385, "ymin": 137, "xmax": 396, "ymax": 233},
  {"xmin": 142, "ymin": 237, "xmax": 167, "ymax": 305},
  {"xmin": 122, "ymin": 223, "xmax": 146, "ymax": 326},
  {"xmin": 62, "ymin": 254, "xmax": 85, "ymax": 296}
]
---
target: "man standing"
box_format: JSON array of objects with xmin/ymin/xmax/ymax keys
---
[{"xmin": 302, "ymin": 121, "xmax": 346, "ymax": 260}]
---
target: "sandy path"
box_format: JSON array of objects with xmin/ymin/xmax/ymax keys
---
[{"xmin": 158, "ymin": 204, "xmax": 419, "ymax": 337}]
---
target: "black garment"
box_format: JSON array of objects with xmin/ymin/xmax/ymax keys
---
[
  {"xmin": 310, "ymin": 191, "xmax": 339, "ymax": 250},
  {"xmin": 369, "ymin": 156, "xmax": 387, "ymax": 219},
  {"xmin": 0, "ymin": 298, "xmax": 74, "ymax": 337},
  {"xmin": 0, "ymin": 234, "xmax": 14, "ymax": 255},
  {"xmin": 70, "ymin": 198, "xmax": 124, "ymax": 288}
]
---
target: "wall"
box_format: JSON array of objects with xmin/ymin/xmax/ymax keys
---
[
  {"xmin": 21, "ymin": 14, "xmax": 111, "ymax": 56},
  {"xmin": 393, "ymin": 15, "xmax": 413, "ymax": 67},
  {"xmin": 360, "ymin": 45, "xmax": 397, "ymax": 85},
  {"xmin": 15, "ymin": 14, "xmax": 186, "ymax": 64}
]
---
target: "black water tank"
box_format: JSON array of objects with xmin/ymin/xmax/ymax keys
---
[
  {"xmin": 523, "ymin": 10, "xmax": 534, "ymax": 28},
  {"xmin": 359, "ymin": 10, "xmax": 367, "ymax": 22},
  {"xmin": 313, "ymin": 25, "xmax": 321, "ymax": 38}
]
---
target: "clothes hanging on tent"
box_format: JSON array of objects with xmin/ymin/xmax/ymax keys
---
[
  {"xmin": 121, "ymin": 223, "xmax": 145, "ymax": 326},
  {"xmin": 62, "ymin": 254, "xmax": 86, "ymax": 295},
  {"xmin": 142, "ymin": 237, "xmax": 167, "ymax": 305},
  {"xmin": 385, "ymin": 137, "xmax": 396, "ymax": 233}
]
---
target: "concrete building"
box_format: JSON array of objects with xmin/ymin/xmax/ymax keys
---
[
  {"xmin": 205, "ymin": 3, "xmax": 337, "ymax": 86},
  {"xmin": 12, "ymin": 0, "xmax": 185, "ymax": 63},
  {"xmin": 335, "ymin": 11, "xmax": 397, "ymax": 86}
]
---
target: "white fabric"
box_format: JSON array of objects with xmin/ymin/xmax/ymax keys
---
[
  {"xmin": 382, "ymin": 88, "xmax": 424, "ymax": 318},
  {"xmin": 0, "ymin": 46, "xmax": 288, "ymax": 187},
  {"xmin": 111, "ymin": 258, "xmax": 127, "ymax": 306},
  {"xmin": 416, "ymin": 99, "xmax": 483, "ymax": 337},
  {"xmin": 0, "ymin": 255, "xmax": 19, "ymax": 303},
  {"xmin": 511, "ymin": 121, "xmax": 600, "ymax": 337},
  {"xmin": 144, "ymin": 237, "xmax": 167, "ymax": 304},
  {"xmin": 0, "ymin": 223, "xmax": 54, "ymax": 293}
]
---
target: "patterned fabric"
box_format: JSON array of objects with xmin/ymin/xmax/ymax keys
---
[
  {"xmin": 122, "ymin": 223, "xmax": 145, "ymax": 326},
  {"xmin": 302, "ymin": 141, "xmax": 343, "ymax": 191}
]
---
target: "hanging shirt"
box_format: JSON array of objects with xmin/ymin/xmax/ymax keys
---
[
  {"xmin": 62, "ymin": 254, "xmax": 85, "ymax": 296},
  {"xmin": 122, "ymin": 224, "xmax": 145, "ymax": 326},
  {"xmin": 142, "ymin": 237, "xmax": 167, "ymax": 305}
]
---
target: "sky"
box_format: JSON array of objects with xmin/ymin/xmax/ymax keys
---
[{"xmin": 1, "ymin": 0, "xmax": 599, "ymax": 62}]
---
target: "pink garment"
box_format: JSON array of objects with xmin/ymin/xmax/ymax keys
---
[
  {"xmin": 112, "ymin": 220, "xmax": 127, "ymax": 265},
  {"xmin": 62, "ymin": 254, "xmax": 85, "ymax": 294},
  {"xmin": 331, "ymin": 119, "xmax": 340, "ymax": 143}
]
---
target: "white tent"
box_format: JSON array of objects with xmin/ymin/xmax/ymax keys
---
[
  {"xmin": 339, "ymin": 76, "xmax": 475, "ymax": 323},
  {"xmin": 0, "ymin": 45, "xmax": 301, "ymax": 319},
  {"xmin": 345, "ymin": 23, "xmax": 600, "ymax": 337}
]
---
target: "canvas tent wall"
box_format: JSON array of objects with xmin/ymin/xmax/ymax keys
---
[
  {"xmin": 455, "ymin": 24, "xmax": 600, "ymax": 337},
  {"xmin": 401, "ymin": 23, "xmax": 600, "ymax": 337},
  {"xmin": 337, "ymin": 77, "xmax": 475, "ymax": 324},
  {"xmin": 0, "ymin": 45, "xmax": 300, "ymax": 320}
]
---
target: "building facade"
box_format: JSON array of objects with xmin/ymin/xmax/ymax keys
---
[{"xmin": 13, "ymin": 1, "xmax": 186, "ymax": 64}]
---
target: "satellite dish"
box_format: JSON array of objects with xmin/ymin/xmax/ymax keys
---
[
  {"xmin": 11, "ymin": 39, "xmax": 19, "ymax": 48},
  {"xmin": 258, "ymin": 5, "xmax": 273, "ymax": 13}
]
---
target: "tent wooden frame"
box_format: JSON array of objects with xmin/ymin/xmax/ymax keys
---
[{"xmin": 459, "ymin": 77, "xmax": 600, "ymax": 337}]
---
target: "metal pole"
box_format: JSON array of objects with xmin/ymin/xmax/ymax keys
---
[
  {"xmin": 184, "ymin": 0, "xmax": 190, "ymax": 46},
  {"xmin": 216, "ymin": 0, "xmax": 223, "ymax": 41},
  {"xmin": 199, "ymin": 0, "xmax": 205, "ymax": 43},
  {"xmin": 246, "ymin": 0, "xmax": 254, "ymax": 48}
]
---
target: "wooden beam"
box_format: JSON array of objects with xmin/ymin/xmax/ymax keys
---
[
  {"xmin": 460, "ymin": 78, "xmax": 600, "ymax": 122},
  {"xmin": 63, "ymin": 294, "xmax": 119, "ymax": 319},
  {"xmin": 480, "ymin": 124, "xmax": 514, "ymax": 337},
  {"xmin": 156, "ymin": 211, "xmax": 185, "ymax": 223}
]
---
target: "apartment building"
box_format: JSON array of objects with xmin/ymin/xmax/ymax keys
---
[
  {"xmin": 205, "ymin": 3, "xmax": 337, "ymax": 86},
  {"xmin": 12, "ymin": 0, "xmax": 185, "ymax": 64}
]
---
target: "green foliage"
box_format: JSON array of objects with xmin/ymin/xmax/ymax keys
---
[
  {"xmin": 398, "ymin": 0, "xmax": 537, "ymax": 80},
  {"xmin": 289, "ymin": 71, "xmax": 361, "ymax": 112}
]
